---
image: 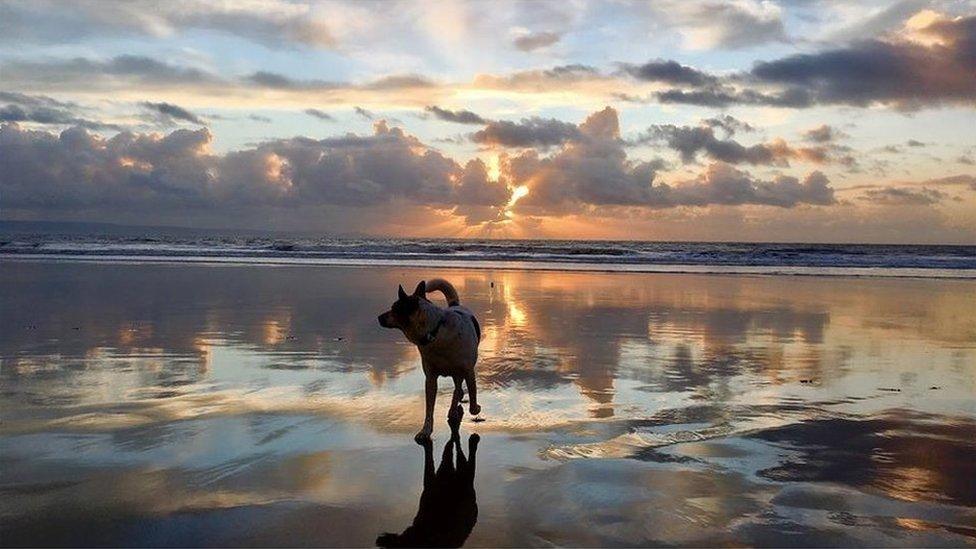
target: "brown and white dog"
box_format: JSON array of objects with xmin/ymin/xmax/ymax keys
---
[{"xmin": 378, "ymin": 279, "xmax": 481, "ymax": 442}]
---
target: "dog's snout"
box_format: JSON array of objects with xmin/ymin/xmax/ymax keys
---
[{"xmin": 378, "ymin": 312, "xmax": 392, "ymax": 328}]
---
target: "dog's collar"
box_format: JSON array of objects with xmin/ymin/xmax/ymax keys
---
[{"xmin": 418, "ymin": 314, "xmax": 448, "ymax": 346}]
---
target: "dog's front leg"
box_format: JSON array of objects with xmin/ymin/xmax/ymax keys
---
[
  {"xmin": 415, "ymin": 375, "xmax": 437, "ymax": 442},
  {"xmin": 464, "ymin": 371, "xmax": 481, "ymax": 416}
]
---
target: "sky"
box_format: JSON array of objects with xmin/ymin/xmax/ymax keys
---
[{"xmin": 1, "ymin": 0, "xmax": 975, "ymax": 243}]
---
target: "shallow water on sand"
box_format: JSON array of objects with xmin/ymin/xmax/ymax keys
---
[{"xmin": 1, "ymin": 261, "xmax": 975, "ymax": 547}]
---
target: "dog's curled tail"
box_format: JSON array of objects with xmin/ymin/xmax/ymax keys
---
[{"xmin": 425, "ymin": 278, "xmax": 460, "ymax": 307}]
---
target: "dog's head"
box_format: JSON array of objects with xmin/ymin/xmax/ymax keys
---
[{"xmin": 378, "ymin": 281, "xmax": 428, "ymax": 340}]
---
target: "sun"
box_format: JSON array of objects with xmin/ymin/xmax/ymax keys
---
[
  {"xmin": 503, "ymin": 185, "xmax": 530, "ymax": 219},
  {"xmin": 508, "ymin": 185, "xmax": 529, "ymax": 207}
]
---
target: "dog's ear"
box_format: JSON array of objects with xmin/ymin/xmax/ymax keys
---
[
  {"xmin": 413, "ymin": 280, "xmax": 426, "ymax": 297},
  {"xmin": 398, "ymin": 284, "xmax": 408, "ymax": 300}
]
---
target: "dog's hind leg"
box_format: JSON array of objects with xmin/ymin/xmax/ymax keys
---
[{"xmin": 464, "ymin": 371, "xmax": 481, "ymax": 416}]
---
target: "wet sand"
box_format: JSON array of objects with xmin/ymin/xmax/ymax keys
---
[{"xmin": 1, "ymin": 260, "xmax": 975, "ymax": 547}]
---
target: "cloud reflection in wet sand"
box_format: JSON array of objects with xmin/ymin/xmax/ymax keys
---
[{"xmin": 1, "ymin": 261, "xmax": 974, "ymax": 546}]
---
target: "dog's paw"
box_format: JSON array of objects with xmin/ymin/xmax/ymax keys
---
[
  {"xmin": 469, "ymin": 403, "xmax": 482, "ymax": 416},
  {"xmin": 414, "ymin": 430, "xmax": 432, "ymax": 443}
]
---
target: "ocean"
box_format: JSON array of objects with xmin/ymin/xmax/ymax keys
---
[{"xmin": 2, "ymin": 222, "xmax": 974, "ymax": 278}]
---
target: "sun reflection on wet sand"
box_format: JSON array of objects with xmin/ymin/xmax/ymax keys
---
[{"xmin": 1, "ymin": 261, "xmax": 975, "ymax": 546}]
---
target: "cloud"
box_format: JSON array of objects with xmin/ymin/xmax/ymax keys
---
[
  {"xmin": 353, "ymin": 106, "xmax": 375, "ymax": 120},
  {"xmin": 640, "ymin": 123, "xmax": 830, "ymax": 166},
  {"xmin": 246, "ymin": 70, "xmax": 339, "ymax": 90},
  {"xmin": 0, "ymin": 92, "xmax": 122, "ymax": 131},
  {"xmin": 646, "ymin": 0, "xmax": 788, "ymax": 49},
  {"xmin": 906, "ymin": 139, "xmax": 926, "ymax": 147},
  {"xmin": 140, "ymin": 101, "xmax": 205, "ymax": 125},
  {"xmin": 859, "ymin": 187, "xmax": 948, "ymax": 206},
  {"xmin": 472, "ymin": 117, "xmax": 582, "ymax": 148},
  {"xmin": 304, "ymin": 109, "xmax": 336, "ymax": 121},
  {"xmin": 0, "ymin": 121, "xmax": 511, "ymax": 227},
  {"xmin": 748, "ymin": 13, "xmax": 976, "ymax": 109},
  {"xmin": 248, "ymin": 114, "xmax": 273, "ymax": 123},
  {"xmin": 512, "ymin": 31, "xmax": 562, "ymax": 51},
  {"xmin": 506, "ymin": 107, "xmax": 665, "ymax": 212},
  {"xmin": 802, "ymin": 124, "xmax": 844, "ymax": 143},
  {"xmin": 824, "ymin": 0, "xmax": 928, "ymax": 43},
  {"xmin": 0, "ymin": 0, "xmax": 336, "ymax": 49},
  {"xmin": 654, "ymin": 87, "xmax": 814, "ymax": 108},
  {"xmin": 1, "ymin": 57, "xmax": 442, "ymax": 111},
  {"xmin": 656, "ymin": 164, "xmax": 836, "ymax": 208},
  {"xmin": 425, "ymin": 106, "xmax": 487, "ymax": 125},
  {"xmin": 361, "ymin": 74, "xmax": 436, "ymax": 90},
  {"xmin": 503, "ymin": 107, "xmax": 836, "ymax": 214},
  {"xmin": 913, "ymin": 174, "xmax": 976, "ymax": 190},
  {"xmin": 620, "ymin": 60, "xmax": 718, "ymax": 87},
  {"xmin": 648, "ymin": 12, "xmax": 976, "ymax": 110},
  {"xmin": 1, "ymin": 55, "xmax": 223, "ymax": 93},
  {"xmin": 472, "ymin": 64, "xmax": 603, "ymax": 91},
  {"xmin": 701, "ymin": 115, "xmax": 755, "ymax": 138}
]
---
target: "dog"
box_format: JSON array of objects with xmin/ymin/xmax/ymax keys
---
[{"xmin": 378, "ymin": 279, "xmax": 481, "ymax": 442}]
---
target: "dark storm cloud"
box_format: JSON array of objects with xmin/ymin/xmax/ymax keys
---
[
  {"xmin": 472, "ymin": 117, "xmax": 582, "ymax": 148},
  {"xmin": 639, "ymin": 124, "xmax": 829, "ymax": 167},
  {"xmin": 620, "ymin": 60, "xmax": 718, "ymax": 87},
  {"xmin": 304, "ymin": 108, "xmax": 336, "ymax": 121},
  {"xmin": 425, "ymin": 106, "xmax": 487, "ymax": 125},
  {"xmin": 859, "ymin": 187, "xmax": 948, "ymax": 206},
  {"xmin": 513, "ymin": 31, "xmax": 562, "ymax": 51},
  {"xmin": 140, "ymin": 102, "xmax": 205, "ymax": 125}
]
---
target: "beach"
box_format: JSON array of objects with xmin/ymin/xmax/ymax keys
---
[{"xmin": 2, "ymin": 259, "xmax": 975, "ymax": 546}]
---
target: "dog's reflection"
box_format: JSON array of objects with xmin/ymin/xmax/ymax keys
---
[{"xmin": 377, "ymin": 423, "xmax": 480, "ymax": 548}]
